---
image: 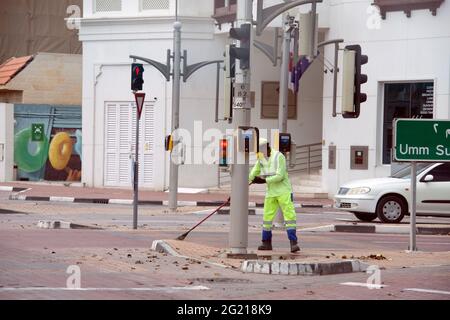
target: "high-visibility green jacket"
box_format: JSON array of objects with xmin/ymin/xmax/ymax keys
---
[{"xmin": 249, "ymin": 150, "xmax": 292, "ymax": 198}]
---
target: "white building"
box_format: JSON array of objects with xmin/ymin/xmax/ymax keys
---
[{"xmin": 77, "ymin": 0, "xmax": 450, "ymax": 196}]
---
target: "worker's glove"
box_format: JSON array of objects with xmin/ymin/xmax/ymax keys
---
[{"xmin": 253, "ymin": 176, "xmax": 266, "ymax": 184}]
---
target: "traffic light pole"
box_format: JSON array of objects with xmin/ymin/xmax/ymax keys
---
[
  {"xmin": 410, "ymin": 162, "xmax": 418, "ymax": 251},
  {"xmin": 229, "ymin": 0, "xmax": 253, "ymax": 254},
  {"xmin": 317, "ymin": 39, "xmax": 344, "ymax": 117},
  {"xmin": 168, "ymin": 21, "xmax": 182, "ymax": 211},
  {"xmin": 133, "ymin": 104, "xmax": 140, "ymax": 229},
  {"xmin": 278, "ymin": 14, "xmax": 292, "ymax": 134}
]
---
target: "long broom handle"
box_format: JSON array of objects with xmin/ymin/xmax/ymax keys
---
[
  {"xmin": 180, "ymin": 182, "xmax": 253, "ymax": 237},
  {"xmin": 185, "ymin": 197, "xmax": 230, "ymax": 233}
]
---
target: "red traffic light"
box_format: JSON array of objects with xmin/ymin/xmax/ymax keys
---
[
  {"xmin": 131, "ymin": 63, "xmax": 144, "ymax": 91},
  {"xmin": 219, "ymin": 138, "xmax": 228, "ymax": 167}
]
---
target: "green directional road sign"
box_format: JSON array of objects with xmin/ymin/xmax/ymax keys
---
[
  {"xmin": 31, "ymin": 123, "xmax": 45, "ymax": 142},
  {"xmin": 394, "ymin": 119, "xmax": 450, "ymax": 162}
]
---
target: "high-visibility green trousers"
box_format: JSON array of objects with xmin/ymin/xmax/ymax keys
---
[{"xmin": 262, "ymin": 193, "xmax": 297, "ymax": 241}]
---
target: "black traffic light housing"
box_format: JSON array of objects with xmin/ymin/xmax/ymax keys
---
[
  {"xmin": 229, "ymin": 23, "xmax": 251, "ymax": 70},
  {"xmin": 165, "ymin": 135, "xmax": 173, "ymax": 152},
  {"xmin": 131, "ymin": 63, "xmax": 144, "ymax": 91},
  {"xmin": 279, "ymin": 133, "xmax": 292, "ymax": 154},
  {"xmin": 343, "ymin": 45, "xmax": 368, "ymax": 118},
  {"xmin": 219, "ymin": 138, "xmax": 229, "ymax": 167}
]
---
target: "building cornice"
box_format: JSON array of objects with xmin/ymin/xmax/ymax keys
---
[{"xmin": 79, "ymin": 16, "xmax": 215, "ymax": 41}]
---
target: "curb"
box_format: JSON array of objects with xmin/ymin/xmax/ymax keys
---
[
  {"xmin": 37, "ymin": 220, "xmax": 103, "ymax": 230},
  {"xmin": 300, "ymin": 224, "xmax": 450, "ymax": 235},
  {"xmin": 9, "ymin": 194, "xmax": 261, "ymax": 207},
  {"xmin": 241, "ymin": 259, "xmax": 369, "ymax": 276},
  {"xmin": 151, "ymin": 240, "xmax": 230, "ymax": 269},
  {"xmin": 8, "ymin": 194, "xmax": 330, "ymax": 209},
  {"xmin": 0, "ymin": 186, "xmax": 29, "ymax": 192},
  {"xmin": 151, "ymin": 240, "xmax": 368, "ymax": 276}
]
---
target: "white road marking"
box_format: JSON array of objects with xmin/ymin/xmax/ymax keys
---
[
  {"xmin": 49, "ymin": 197, "xmax": 75, "ymax": 202},
  {"xmin": 374, "ymin": 241, "xmax": 450, "ymax": 245},
  {"xmin": 0, "ymin": 285, "xmax": 210, "ymax": 292},
  {"xmin": 340, "ymin": 282, "xmax": 387, "ymax": 289},
  {"xmin": 403, "ymin": 288, "xmax": 450, "ymax": 296},
  {"xmin": 299, "ymin": 224, "xmax": 335, "ymax": 232}
]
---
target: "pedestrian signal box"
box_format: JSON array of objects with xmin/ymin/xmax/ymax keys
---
[
  {"xmin": 237, "ymin": 126, "xmax": 259, "ymax": 153},
  {"xmin": 279, "ymin": 133, "xmax": 292, "ymax": 154}
]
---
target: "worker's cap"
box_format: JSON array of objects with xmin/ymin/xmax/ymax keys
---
[{"xmin": 258, "ymin": 138, "xmax": 268, "ymax": 147}]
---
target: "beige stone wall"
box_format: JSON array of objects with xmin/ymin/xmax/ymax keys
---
[{"xmin": 4, "ymin": 53, "xmax": 82, "ymax": 106}]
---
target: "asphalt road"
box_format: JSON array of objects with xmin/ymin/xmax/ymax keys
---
[{"xmin": 0, "ymin": 195, "xmax": 449, "ymax": 300}]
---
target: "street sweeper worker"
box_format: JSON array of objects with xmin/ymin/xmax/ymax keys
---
[{"xmin": 249, "ymin": 138, "xmax": 300, "ymax": 253}]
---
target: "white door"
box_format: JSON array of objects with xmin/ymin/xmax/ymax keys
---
[{"xmin": 104, "ymin": 101, "xmax": 155, "ymax": 188}]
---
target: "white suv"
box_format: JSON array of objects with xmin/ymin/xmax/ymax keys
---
[{"xmin": 334, "ymin": 163, "xmax": 450, "ymax": 223}]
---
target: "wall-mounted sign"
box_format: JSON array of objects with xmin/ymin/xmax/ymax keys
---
[
  {"xmin": 233, "ymin": 83, "xmax": 252, "ymax": 109},
  {"xmin": 31, "ymin": 123, "xmax": 45, "ymax": 142}
]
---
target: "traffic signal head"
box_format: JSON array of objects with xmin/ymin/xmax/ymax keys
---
[
  {"xmin": 219, "ymin": 138, "xmax": 229, "ymax": 167},
  {"xmin": 131, "ymin": 63, "xmax": 144, "ymax": 91},
  {"xmin": 165, "ymin": 135, "xmax": 173, "ymax": 152},
  {"xmin": 229, "ymin": 23, "xmax": 251, "ymax": 70},
  {"xmin": 223, "ymin": 45, "xmax": 235, "ymax": 121},
  {"xmin": 342, "ymin": 45, "xmax": 368, "ymax": 118}
]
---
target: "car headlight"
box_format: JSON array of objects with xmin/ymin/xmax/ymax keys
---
[{"xmin": 347, "ymin": 187, "xmax": 371, "ymax": 195}]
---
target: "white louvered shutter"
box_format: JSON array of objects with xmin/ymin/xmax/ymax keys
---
[
  {"xmin": 105, "ymin": 103, "xmax": 119, "ymax": 185},
  {"xmin": 141, "ymin": 102, "xmax": 155, "ymax": 185},
  {"xmin": 104, "ymin": 102, "xmax": 155, "ymax": 188}
]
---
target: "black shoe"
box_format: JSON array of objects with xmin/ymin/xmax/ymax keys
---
[
  {"xmin": 290, "ymin": 240, "xmax": 300, "ymax": 253},
  {"xmin": 258, "ymin": 240, "xmax": 272, "ymax": 251}
]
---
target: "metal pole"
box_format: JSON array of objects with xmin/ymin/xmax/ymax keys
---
[
  {"xmin": 215, "ymin": 62, "xmax": 220, "ymax": 123},
  {"xmin": 273, "ymin": 14, "xmax": 292, "ymax": 227},
  {"xmin": 410, "ymin": 162, "xmax": 417, "ymax": 251},
  {"xmin": 278, "ymin": 15, "xmax": 290, "ymax": 134},
  {"xmin": 133, "ymin": 106, "xmax": 140, "ymax": 229},
  {"xmin": 311, "ymin": 1, "xmax": 317, "ymax": 58},
  {"xmin": 168, "ymin": 21, "xmax": 182, "ymax": 211},
  {"xmin": 318, "ymin": 39, "xmax": 343, "ymax": 117},
  {"xmin": 229, "ymin": 0, "xmax": 252, "ymax": 254},
  {"xmin": 332, "ymin": 42, "xmax": 339, "ymax": 117}
]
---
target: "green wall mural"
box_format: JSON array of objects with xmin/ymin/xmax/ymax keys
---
[{"xmin": 14, "ymin": 105, "xmax": 82, "ymax": 182}]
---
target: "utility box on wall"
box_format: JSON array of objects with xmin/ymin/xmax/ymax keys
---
[
  {"xmin": 328, "ymin": 145, "xmax": 336, "ymax": 169},
  {"xmin": 350, "ymin": 146, "xmax": 369, "ymax": 170}
]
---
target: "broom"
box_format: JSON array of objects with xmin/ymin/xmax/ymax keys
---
[{"xmin": 176, "ymin": 196, "xmax": 231, "ymax": 241}]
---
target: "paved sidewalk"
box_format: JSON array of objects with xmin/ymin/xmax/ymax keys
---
[{"xmin": 1, "ymin": 182, "xmax": 333, "ymax": 207}]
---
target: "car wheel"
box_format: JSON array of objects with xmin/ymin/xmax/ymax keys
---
[
  {"xmin": 376, "ymin": 195, "xmax": 406, "ymax": 223},
  {"xmin": 352, "ymin": 212, "xmax": 377, "ymax": 222}
]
